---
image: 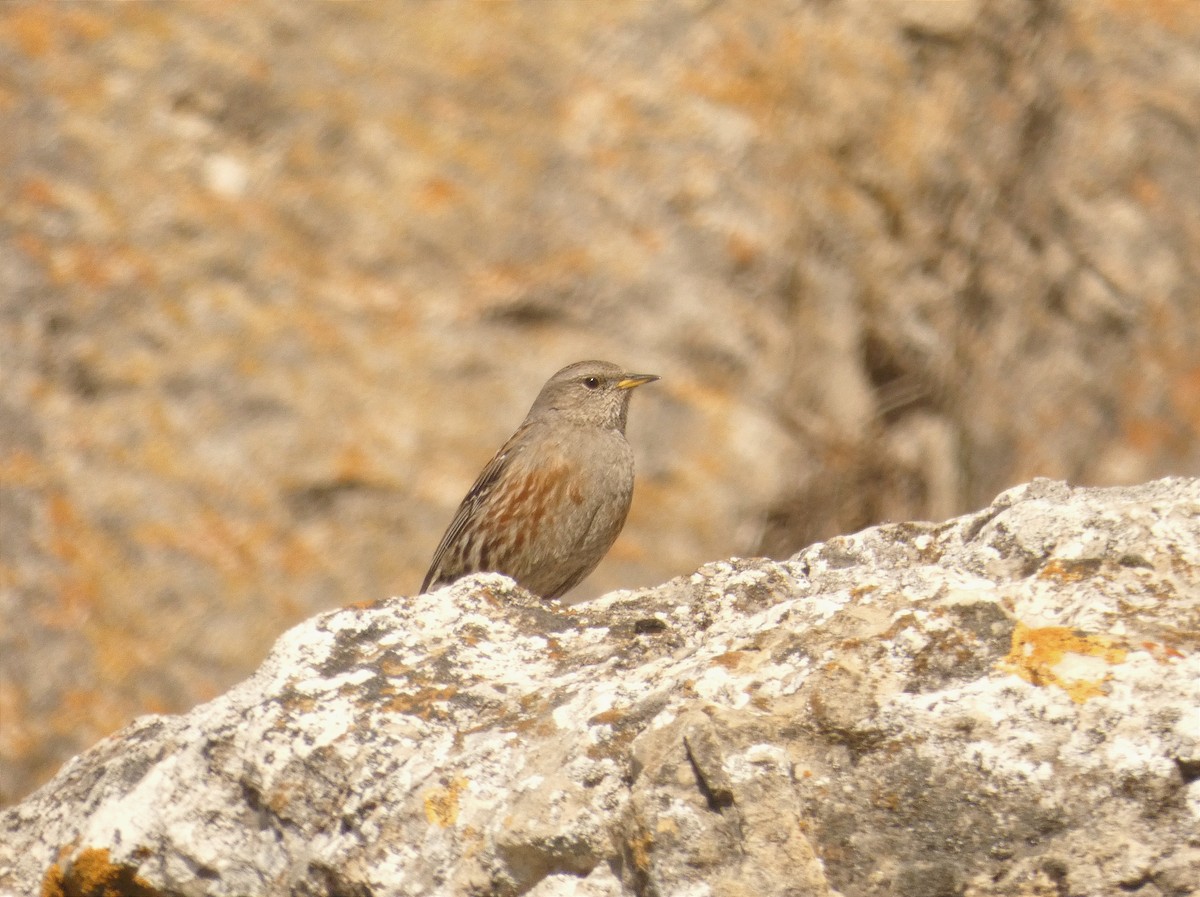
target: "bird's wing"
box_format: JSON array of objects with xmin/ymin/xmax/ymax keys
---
[{"xmin": 420, "ymin": 425, "xmax": 529, "ymax": 593}]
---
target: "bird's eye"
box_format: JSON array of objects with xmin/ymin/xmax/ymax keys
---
[{"xmin": 582, "ymin": 376, "xmax": 600, "ymax": 390}]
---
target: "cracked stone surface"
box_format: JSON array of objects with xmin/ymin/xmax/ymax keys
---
[
  {"xmin": 3, "ymin": 477, "xmax": 1199, "ymax": 896},
  {"xmin": 5, "ymin": 0, "xmax": 1200, "ymax": 804}
]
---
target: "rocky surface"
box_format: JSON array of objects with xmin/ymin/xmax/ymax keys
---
[
  {"xmin": 2, "ymin": 478, "xmax": 1198, "ymax": 897},
  {"xmin": 4, "ymin": 0, "xmax": 1200, "ymax": 803}
]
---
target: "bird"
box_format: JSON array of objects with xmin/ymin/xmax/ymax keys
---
[{"xmin": 421, "ymin": 360, "xmax": 659, "ymax": 600}]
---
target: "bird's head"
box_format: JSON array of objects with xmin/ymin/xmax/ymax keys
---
[{"xmin": 527, "ymin": 360, "xmax": 658, "ymax": 431}]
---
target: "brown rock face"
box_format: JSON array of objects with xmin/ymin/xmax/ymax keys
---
[{"xmin": 3, "ymin": 1, "xmax": 1199, "ymax": 803}]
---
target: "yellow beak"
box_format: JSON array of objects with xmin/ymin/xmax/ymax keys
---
[{"xmin": 616, "ymin": 374, "xmax": 660, "ymax": 390}]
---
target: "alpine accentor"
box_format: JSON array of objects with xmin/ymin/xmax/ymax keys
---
[{"xmin": 422, "ymin": 360, "xmax": 658, "ymax": 599}]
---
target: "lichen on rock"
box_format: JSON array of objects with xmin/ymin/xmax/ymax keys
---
[{"xmin": 2, "ymin": 478, "xmax": 1198, "ymax": 896}]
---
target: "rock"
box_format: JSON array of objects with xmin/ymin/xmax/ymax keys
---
[
  {"xmin": 5, "ymin": 0, "xmax": 1200, "ymax": 804},
  {"xmin": 3, "ymin": 478, "xmax": 1197, "ymax": 896}
]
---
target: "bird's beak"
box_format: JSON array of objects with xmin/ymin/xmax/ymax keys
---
[{"xmin": 616, "ymin": 373, "xmax": 660, "ymax": 390}]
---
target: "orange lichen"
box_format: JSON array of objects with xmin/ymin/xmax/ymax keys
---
[
  {"xmin": 415, "ymin": 176, "xmax": 461, "ymax": 211},
  {"xmin": 423, "ymin": 776, "xmax": 468, "ymax": 828},
  {"xmin": 713, "ymin": 650, "xmax": 747, "ymax": 669},
  {"xmin": 628, "ymin": 829, "xmax": 655, "ymax": 872},
  {"xmin": 41, "ymin": 847, "xmax": 160, "ymax": 897},
  {"xmin": 588, "ymin": 708, "xmax": 626, "ymax": 726},
  {"xmin": 380, "ymin": 684, "xmax": 458, "ymax": 716},
  {"xmin": 1140, "ymin": 640, "xmax": 1186, "ymax": 663},
  {"xmin": 1037, "ymin": 558, "xmax": 1102, "ymax": 583},
  {"xmin": 999, "ymin": 622, "xmax": 1127, "ymax": 702},
  {"xmin": 1104, "ymin": 0, "xmax": 1200, "ymax": 31}
]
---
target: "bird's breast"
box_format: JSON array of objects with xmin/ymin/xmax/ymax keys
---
[{"xmin": 509, "ymin": 429, "xmax": 633, "ymax": 528}]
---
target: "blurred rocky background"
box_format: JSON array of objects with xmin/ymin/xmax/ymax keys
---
[{"xmin": 2, "ymin": 0, "xmax": 1198, "ymax": 805}]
